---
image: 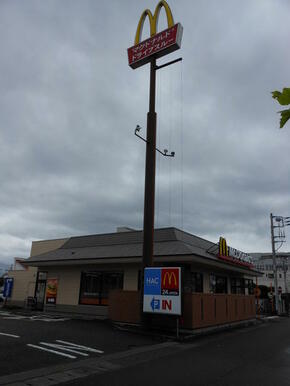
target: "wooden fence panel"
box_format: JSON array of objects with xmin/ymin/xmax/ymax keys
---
[{"xmin": 108, "ymin": 290, "xmax": 256, "ymax": 329}]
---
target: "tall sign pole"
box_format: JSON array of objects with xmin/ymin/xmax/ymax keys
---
[
  {"xmin": 142, "ymin": 58, "xmax": 157, "ymax": 268},
  {"xmin": 127, "ymin": 1, "xmax": 183, "ymax": 322}
]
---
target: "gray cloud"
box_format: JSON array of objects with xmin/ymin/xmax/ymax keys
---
[{"xmin": 0, "ymin": 0, "xmax": 290, "ymax": 263}]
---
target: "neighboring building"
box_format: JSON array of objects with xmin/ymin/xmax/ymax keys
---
[
  {"xmin": 0, "ymin": 262, "xmax": 10, "ymax": 278},
  {"xmin": 6, "ymin": 258, "xmax": 38, "ymax": 307},
  {"xmin": 23, "ymin": 227, "xmax": 260, "ymax": 329},
  {"xmin": 251, "ymin": 253, "xmax": 290, "ymax": 293}
]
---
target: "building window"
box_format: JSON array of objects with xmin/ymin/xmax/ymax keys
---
[
  {"xmin": 79, "ymin": 271, "xmax": 123, "ymax": 306},
  {"xmin": 210, "ymin": 274, "xmax": 227, "ymax": 294},
  {"xmin": 231, "ymin": 278, "xmax": 245, "ymax": 294},
  {"xmin": 183, "ymin": 269, "xmax": 203, "ymax": 293},
  {"xmin": 37, "ymin": 271, "xmax": 47, "ymax": 281},
  {"xmin": 191, "ymin": 272, "xmax": 203, "ymax": 292},
  {"xmin": 245, "ymin": 279, "xmax": 254, "ymax": 295}
]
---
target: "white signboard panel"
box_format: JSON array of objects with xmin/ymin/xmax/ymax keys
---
[{"xmin": 143, "ymin": 267, "xmax": 181, "ymax": 315}]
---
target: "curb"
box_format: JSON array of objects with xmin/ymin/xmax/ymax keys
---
[
  {"xmin": 180, "ymin": 319, "xmax": 258, "ymax": 341},
  {"xmin": 256, "ymin": 315, "xmax": 281, "ymax": 323},
  {"xmin": 112, "ymin": 318, "xmax": 260, "ymax": 342},
  {"xmin": 0, "ymin": 307, "xmax": 108, "ymax": 322}
]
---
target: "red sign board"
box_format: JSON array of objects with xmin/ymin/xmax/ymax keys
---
[
  {"xmin": 161, "ymin": 268, "xmax": 179, "ymax": 295},
  {"xmin": 128, "ymin": 23, "xmax": 183, "ymax": 69},
  {"xmin": 218, "ymin": 254, "xmax": 254, "ymax": 269}
]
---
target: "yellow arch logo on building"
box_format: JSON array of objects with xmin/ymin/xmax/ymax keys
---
[
  {"xmin": 219, "ymin": 237, "xmax": 229, "ymax": 257},
  {"xmin": 163, "ymin": 271, "xmax": 177, "ymax": 286},
  {"xmin": 135, "ymin": 0, "xmax": 175, "ymax": 44}
]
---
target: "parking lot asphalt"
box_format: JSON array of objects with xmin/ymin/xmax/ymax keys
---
[{"xmin": 0, "ymin": 310, "xmax": 159, "ymax": 378}]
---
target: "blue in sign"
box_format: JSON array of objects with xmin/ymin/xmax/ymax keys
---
[
  {"xmin": 3, "ymin": 278, "xmax": 14, "ymax": 298},
  {"xmin": 144, "ymin": 268, "xmax": 161, "ymax": 295}
]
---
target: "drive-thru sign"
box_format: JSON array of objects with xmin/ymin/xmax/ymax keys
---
[{"xmin": 143, "ymin": 267, "xmax": 181, "ymax": 315}]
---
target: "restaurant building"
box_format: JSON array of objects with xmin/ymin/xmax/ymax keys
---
[{"xmin": 24, "ymin": 227, "xmax": 260, "ymax": 329}]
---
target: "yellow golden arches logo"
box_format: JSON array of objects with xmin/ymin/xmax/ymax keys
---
[
  {"xmin": 163, "ymin": 271, "xmax": 177, "ymax": 286},
  {"xmin": 219, "ymin": 237, "xmax": 229, "ymax": 257},
  {"xmin": 135, "ymin": 0, "xmax": 175, "ymax": 45}
]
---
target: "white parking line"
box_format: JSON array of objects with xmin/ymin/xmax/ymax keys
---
[
  {"xmin": 30, "ymin": 316, "xmax": 69, "ymax": 322},
  {"xmin": 39, "ymin": 342, "xmax": 89, "ymax": 357},
  {"xmin": 27, "ymin": 344, "xmax": 76, "ymax": 359},
  {"xmin": 0, "ymin": 311, "xmax": 12, "ymax": 316},
  {"xmin": 0, "ymin": 311, "xmax": 69, "ymax": 322},
  {"xmin": 27, "ymin": 340, "xmax": 104, "ymax": 359},
  {"xmin": 0, "ymin": 332, "xmax": 20, "ymax": 338},
  {"xmin": 56, "ymin": 340, "xmax": 104, "ymax": 354},
  {"xmin": 3, "ymin": 315, "xmax": 27, "ymax": 320}
]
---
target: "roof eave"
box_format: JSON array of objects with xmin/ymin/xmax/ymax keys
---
[{"xmin": 25, "ymin": 253, "xmax": 260, "ymax": 276}]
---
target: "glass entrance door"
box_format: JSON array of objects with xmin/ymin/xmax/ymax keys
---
[{"xmin": 35, "ymin": 272, "xmax": 47, "ymax": 310}]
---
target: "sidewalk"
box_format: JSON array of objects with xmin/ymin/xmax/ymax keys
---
[
  {"xmin": 0, "ymin": 306, "xmax": 107, "ymax": 321},
  {"xmin": 114, "ymin": 315, "xmax": 284, "ymax": 342}
]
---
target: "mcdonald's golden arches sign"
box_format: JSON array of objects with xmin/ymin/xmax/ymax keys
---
[
  {"xmin": 128, "ymin": 1, "xmax": 183, "ymax": 69},
  {"xmin": 219, "ymin": 237, "xmax": 229, "ymax": 257},
  {"xmin": 218, "ymin": 237, "xmax": 254, "ymax": 268}
]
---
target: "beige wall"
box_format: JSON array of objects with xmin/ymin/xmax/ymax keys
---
[
  {"xmin": 45, "ymin": 267, "xmax": 81, "ymax": 306},
  {"xmin": 123, "ymin": 267, "xmax": 139, "ymax": 291},
  {"xmin": 8, "ymin": 267, "xmax": 37, "ymax": 303},
  {"xmin": 45, "ymin": 265, "xmax": 139, "ymax": 305},
  {"xmin": 30, "ymin": 238, "xmax": 68, "ymax": 257}
]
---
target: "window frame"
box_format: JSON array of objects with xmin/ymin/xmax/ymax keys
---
[
  {"xmin": 79, "ymin": 271, "xmax": 123, "ymax": 306},
  {"xmin": 210, "ymin": 274, "xmax": 228, "ymax": 294}
]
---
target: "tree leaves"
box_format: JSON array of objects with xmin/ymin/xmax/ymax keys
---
[
  {"xmin": 272, "ymin": 88, "xmax": 290, "ymax": 128},
  {"xmin": 278, "ymin": 108, "xmax": 290, "ymax": 129}
]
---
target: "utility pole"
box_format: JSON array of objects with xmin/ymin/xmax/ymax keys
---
[
  {"xmin": 270, "ymin": 213, "xmax": 280, "ymax": 314},
  {"xmin": 283, "ymin": 257, "xmax": 288, "ymax": 293}
]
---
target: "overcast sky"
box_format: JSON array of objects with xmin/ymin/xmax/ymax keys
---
[{"xmin": 0, "ymin": 0, "xmax": 290, "ymax": 264}]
